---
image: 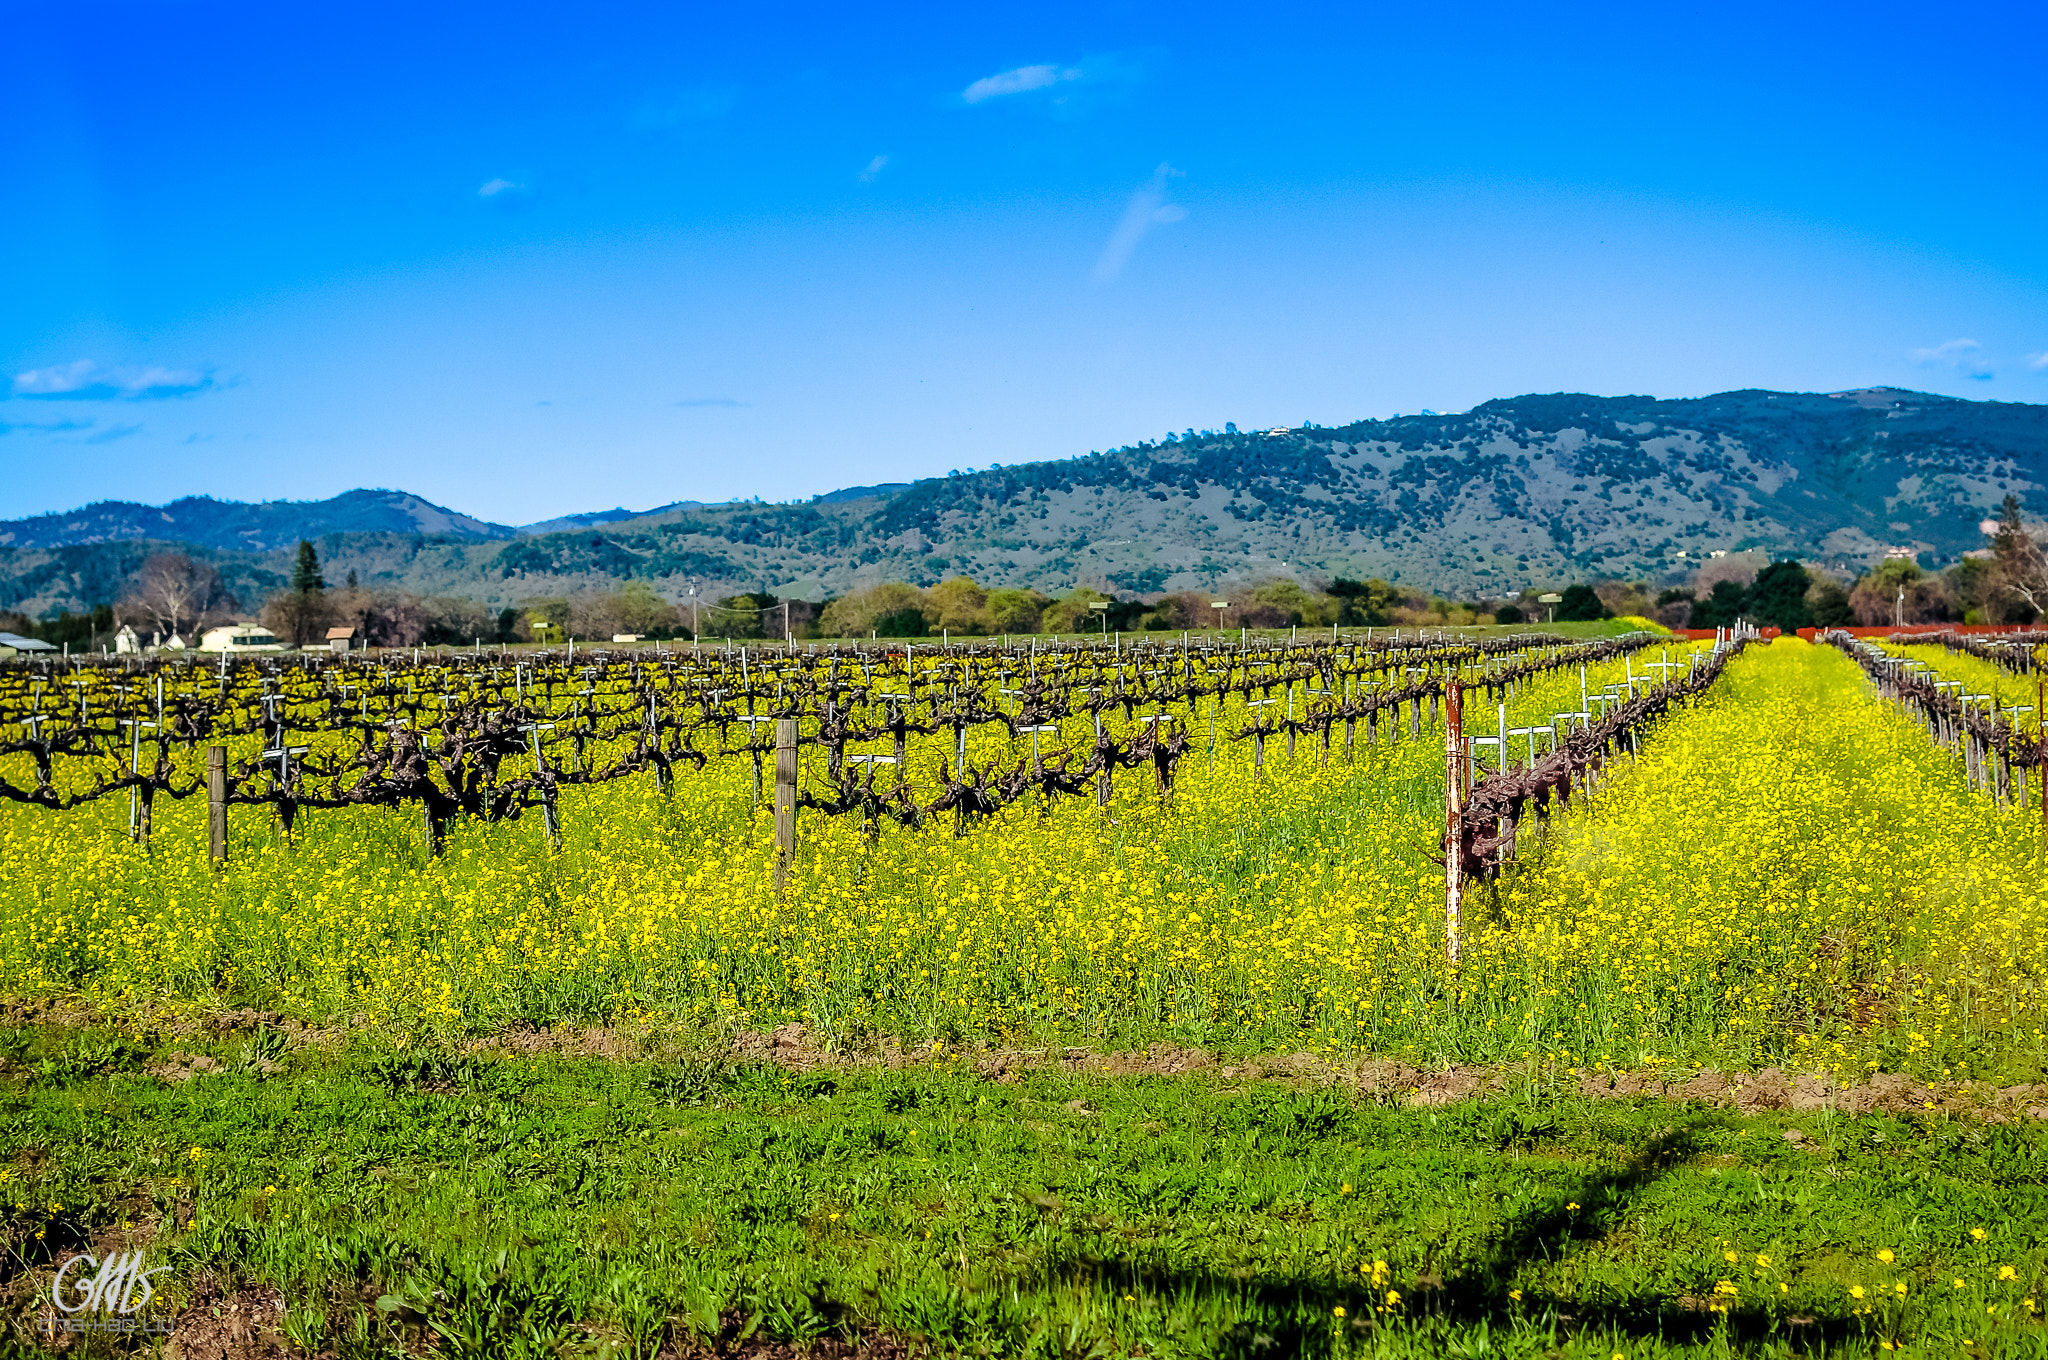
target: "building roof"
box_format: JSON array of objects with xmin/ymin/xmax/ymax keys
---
[
  {"xmin": 0, "ymin": 632, "xmax": 57, "ymax": 651},
  {"xmin": 326, "ymin": 626, "xmax": 357, "ymax": 639}
]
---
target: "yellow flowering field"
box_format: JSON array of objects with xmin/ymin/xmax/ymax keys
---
[
  {"xmin": 1, "ymin": 638, "xmax": 2041, "ymax": 1079},
  {"xmin": 1876, "ymin": 639, "xmax": 2043, "ymax": 734},
  {"xmin": 1491, "ymin": 641, "xmax": 2047, "ymax": 1081}
]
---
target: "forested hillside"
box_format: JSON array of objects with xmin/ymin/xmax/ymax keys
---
[{"xmin": 5, "ymin": 386, "xmax": 2044, "ymax": 616}]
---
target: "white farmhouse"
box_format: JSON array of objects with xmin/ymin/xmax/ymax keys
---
[{"xmin": 197, "ymin": 623, "xmax": 286, "ymax": 652}]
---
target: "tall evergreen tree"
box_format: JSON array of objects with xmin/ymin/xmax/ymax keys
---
[{"xmin": 292, "ymin": 540, "xmax": 325, "ymax": 594}]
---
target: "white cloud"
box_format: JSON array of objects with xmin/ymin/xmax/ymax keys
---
[
  {"xmin": 8, "ymin": 359, "xmax": 212, "ymax": 400},
  {"xmin": 1910, "ymin": 338, "xmax": 1994, "ymax": 380},
  {"xmin": 12, "ymin": 359, "xmax": 97, "ymax": 395},
  {"xmin": 2027, "ymin": 351, "xmax": 2048, "ymax": 371},
  {"xmin": 1092, "ymin": 163, "xmax": 1187, "ymax": 282},
  {"xmin": 858, "ymin": 154, "xmax": 889, "ymax": 183},
  {"xmin": 478, "ymin": 178, "xmax": 525, "ymax": 198},
  {"xmin": 962, "ymin": 63, "xmax": 1079, "ymax": 104},
  {"xmin": 1911, "ymin": 338, "xmax": 1981, "ymax": 363}
]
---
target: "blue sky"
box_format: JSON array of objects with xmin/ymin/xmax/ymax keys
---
[{"xmin": 4, "ymin": 0, "xmax": 2044, "ymax": 526}]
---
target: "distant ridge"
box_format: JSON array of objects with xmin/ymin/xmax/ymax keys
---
[
  {"xmin": 5, "ymin": 386, "xmax": 2047, "ymax": 616},
  {"xmin": 0, "ymin": 488, "xmax": 513, "ymax": 553},
  {"xmin": 814, "ymin": 482, "xmax": 910, "ymax": 505},
  {"xmin": 516, "ymin": 505, "xmax": 695, "ymax": 537}
]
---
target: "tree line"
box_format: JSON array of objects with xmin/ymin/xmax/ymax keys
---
[
  {"xmin": 10, "ymin": 495, "xmax": 2046, "ymax": 651},
  {"xmin": 1634, "ymin": 495, "xmax": 2048, "ymax": 631}
]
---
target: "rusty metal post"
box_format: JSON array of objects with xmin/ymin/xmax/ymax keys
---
[
  {"xmin": 1444, "ymin": 681, "xmax": 1463, "ymax": 967},
  {"xmin": 206, "ymin": 745, "xmax": 227, "ymax": 865},
  {"xmin": 774, "ymin": 717, "xmax": 798, "ymax": 893}
]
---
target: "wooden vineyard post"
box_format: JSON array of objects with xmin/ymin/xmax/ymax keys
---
[
  {"xmin": 1444, "ymin": 681, "xmax": 1463, "ymax": 967},
  {"xmin": 525, "ymin": 723, "xmax": 562, "ymax": 847},
  {"xmin": 648, "ymin": 692, "xmax": 667, "ymax": 795},
  {"xmin": 206, "ymin": 744, "xmax": 227, "ymax": 865},
  {"xmin": 1095, "ymin": 710, "xmax": 1112, "ymax": 806},
  {"xmin": 774, "ymin": 717, "xmax": 798, "ymax": 893}
]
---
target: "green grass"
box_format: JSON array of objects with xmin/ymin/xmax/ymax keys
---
[{"xmin": 3, "ymin": 1023, "xmax": 2045, "ymax": 1357}]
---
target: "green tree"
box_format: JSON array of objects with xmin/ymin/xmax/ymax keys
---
[
  {"xmin": 291, "ymin": 540, "xmax": 325, "ymax": 594},
  {"xmin": 524, "ymin": 597, "xmax": 571, "ymax": 643},
  {"xmin": 1040, "ymin": 589, "xmax": 1107, "ymax": 635},
  {"xmin": 1251, "ymin": 580, "xmax": 1322, "ymax": 626},
  {"xmin": 616, "ymin": 581, "xmax": 683, "ymax": 636},
  {"xmin": 1554, "ymin": 584, "xmax": 1608, "ymax": 621},
  {"xmin": 710, "ymin": 592, "xmax": 777, "ymax": 639},
  {"xmin": 1807, "ymin": 580, "xmax": 1854, "ymax": 627},
  {"xmin": 985, "ymin": 588, "xmax": 1048, "ymax": 634},
  {"xmin": 1328, "ymin": 578, "xmax": 1397, "ymax": 626},
  {"xmin": 1689, "ymin": 580, "xmax": 1749, "ymax": 628},
  {"xmin": 1848, "ymin": 559, "xmax": 1953, "ymax": 625},
  {"xmin": 816, "ymin": 583, "xmax": 929, "ymax": 638},
  {"xmin": 927, "ymin": 577, "xmax": 990, "ymax": 633},
  {"xmin": 269, "ymin": 540, "xmax": 333, "ymax": 644},
  {"xmin": 1747, "ymin": 561, "xmax": 1812, "ymax": 630},
  {"xmin": 873, "ymin": 607, "xmax": 927, "ymax": 638}
]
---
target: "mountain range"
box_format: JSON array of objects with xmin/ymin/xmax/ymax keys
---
[{"xmin": 5, "ymin": 386, "xmax": 2044, "ymax": 617}]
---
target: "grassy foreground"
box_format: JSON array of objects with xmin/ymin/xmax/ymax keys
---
[{"xmin": 2, "ymin": 1027, "xmax": 2045, "ymax": 1358}]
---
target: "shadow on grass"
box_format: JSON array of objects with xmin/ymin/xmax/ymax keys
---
[{"xmin": 1025, "ymin": 1118, "xmax": 1862, "ymax": 1355}]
